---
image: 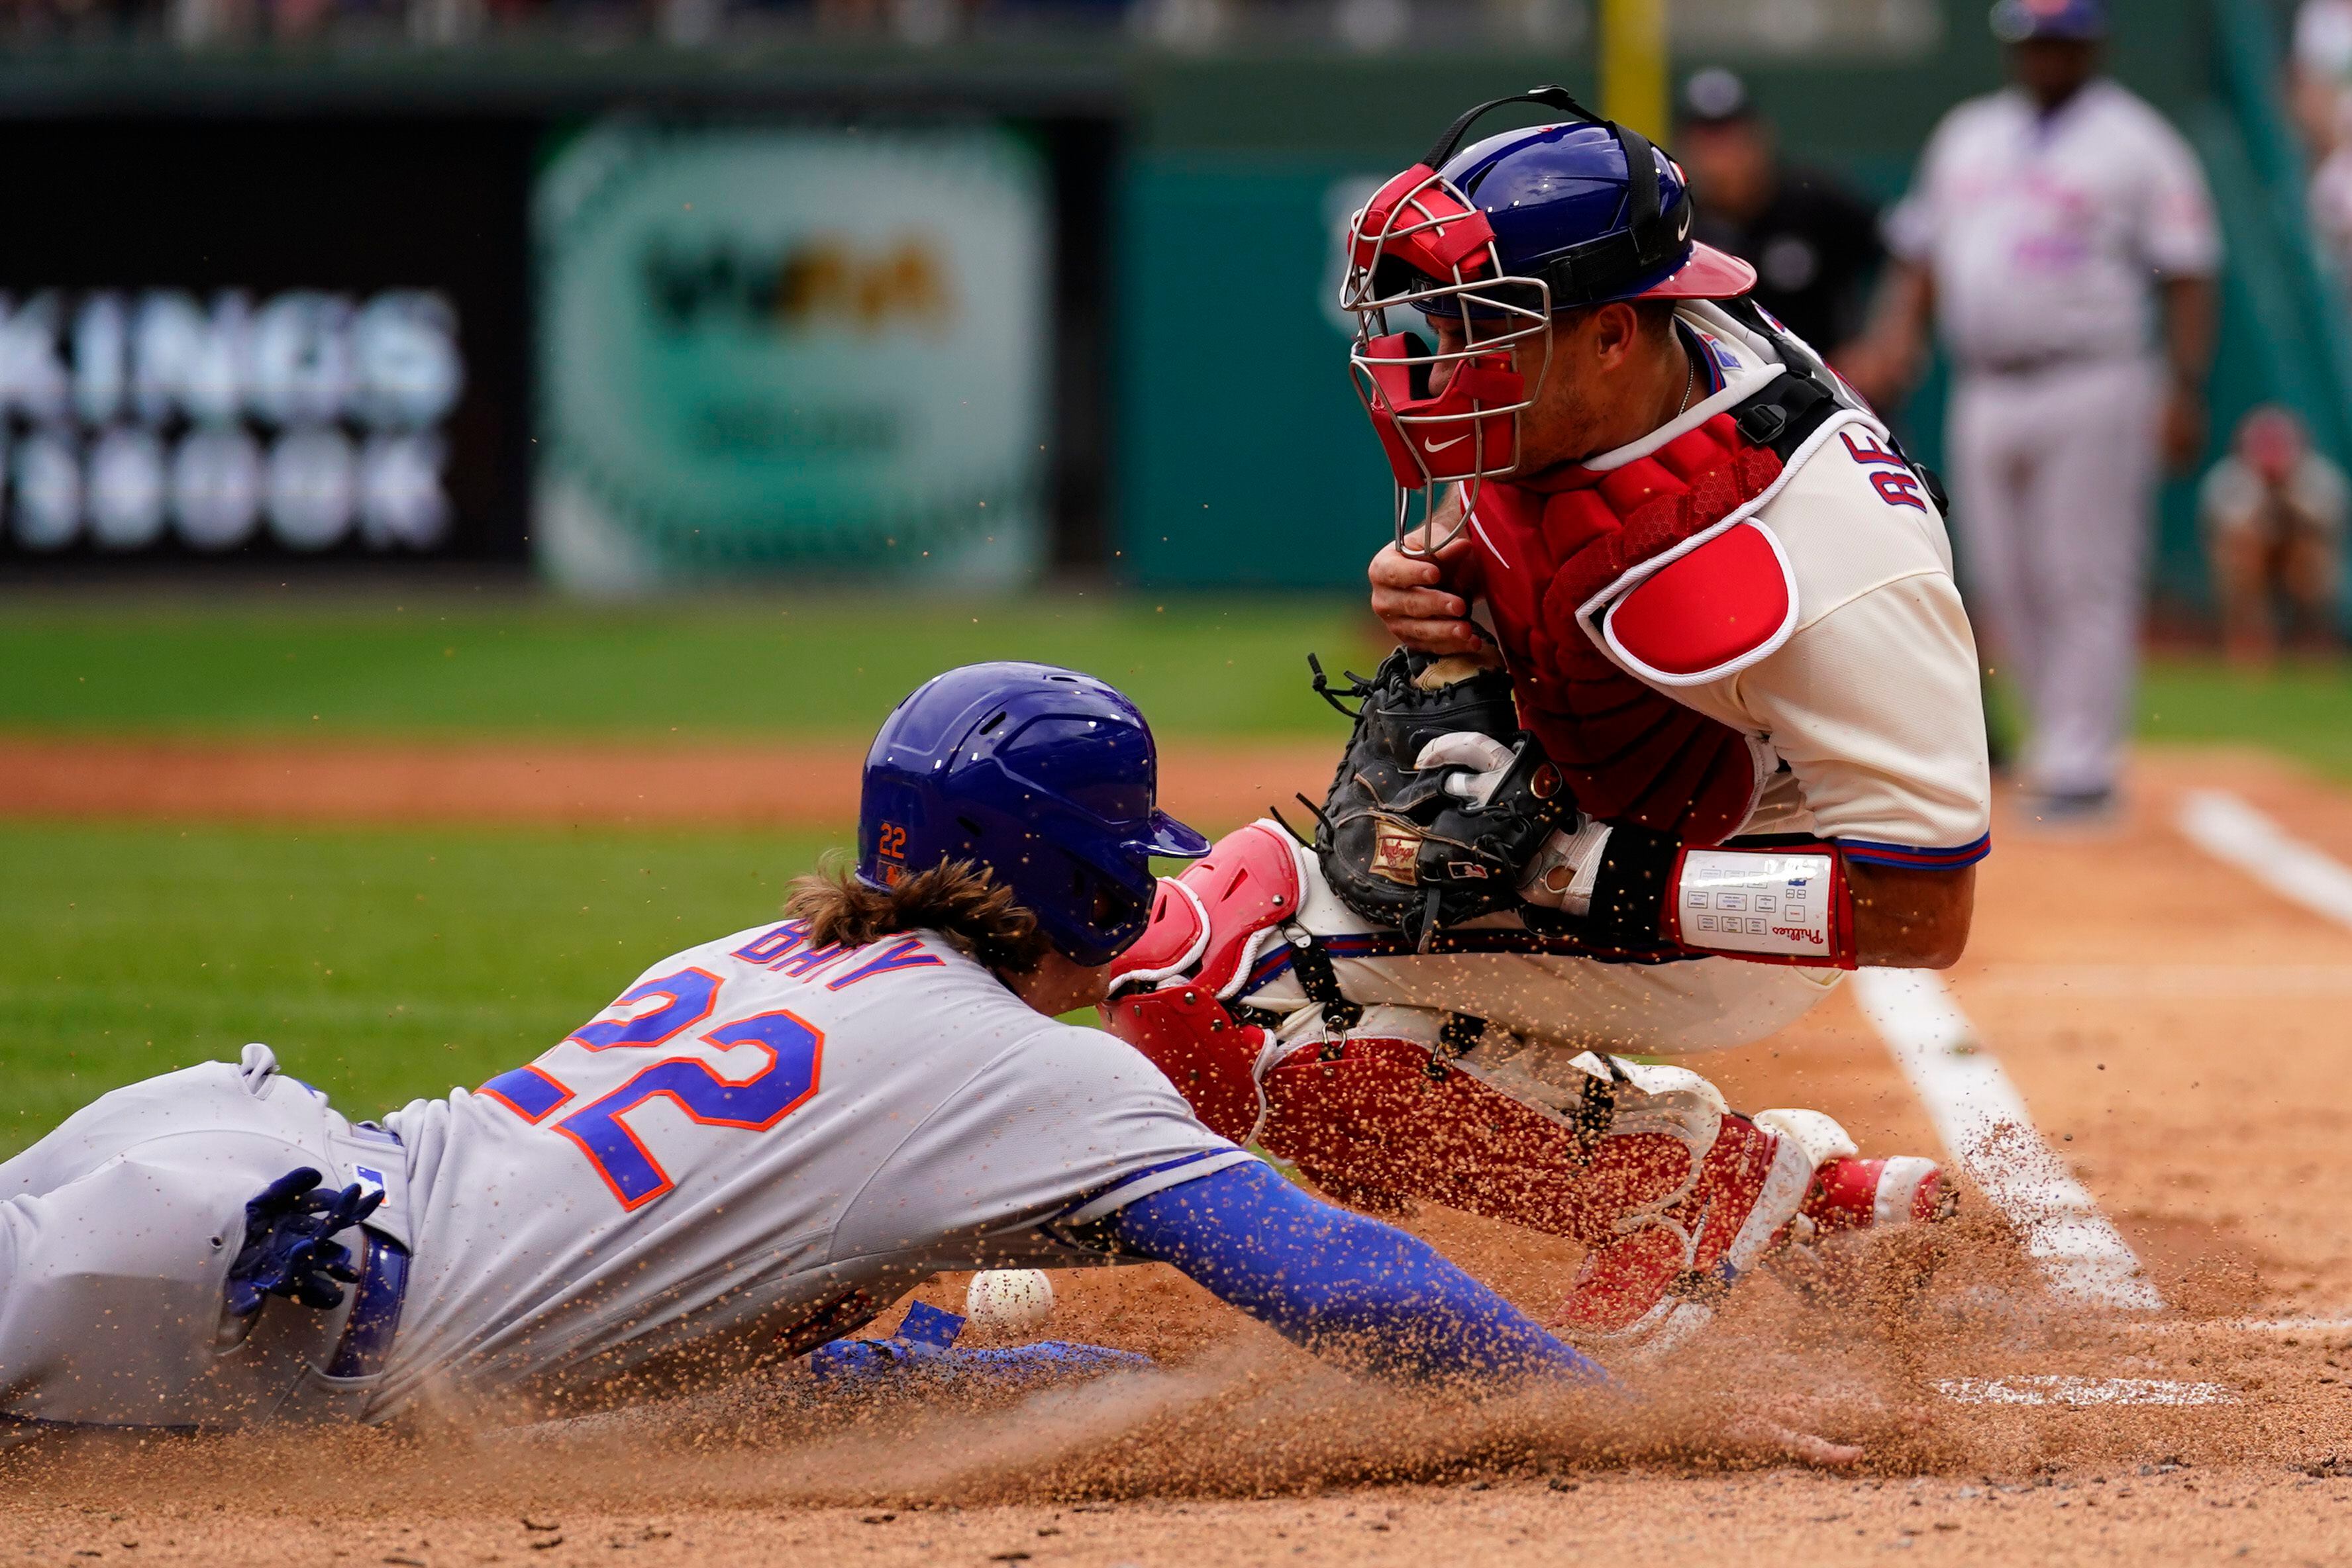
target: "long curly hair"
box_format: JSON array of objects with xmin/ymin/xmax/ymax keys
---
[{"xmin": 783, "ymin": 857, "xmax": 1054, "ymax": 975}]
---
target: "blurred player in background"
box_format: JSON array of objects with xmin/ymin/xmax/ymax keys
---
[
  {"xmin": 2295, "ymin": 0, "xmax": 2352, "ymax": 160},
  {"xmin": 2296, "ymin": 0, "xmax": 2352, "ymax": 281},
  {"xmin": 2198, "ymin": 406, "xmax": 2347, "ymax": 663},
  {"xmin": 1848, "ymin": 0, "xmax": 2221, "ymax": 825},
  {"xmin": 1676, "ymin": 67, "xmax": 1884, "ymax": 361}
]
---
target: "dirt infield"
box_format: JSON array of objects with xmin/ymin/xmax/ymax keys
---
[
  {"xmin": 0, "ymin": 737, "xmax": 1340, "ymax": 830},
  {"xmin": 11, "ymin": 743, "xmax": 2352, "ymax": 1564}
]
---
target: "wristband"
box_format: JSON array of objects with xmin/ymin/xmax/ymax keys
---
[
  {"xmin": 1539, "ymin": 822, "xmax": 1858, "ymax": 969},
  {"xmin": 1670, "ymin": 847, "xmax": 1857, "ymax": 969}
]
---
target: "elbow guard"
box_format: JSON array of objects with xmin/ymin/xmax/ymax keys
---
[
  {"xmin": 1101, "ymin": 822, "xmax": 1309, "ymax": 1144},
  {"xmin": 1568, "ymin": 823, "xmax": 1858, "ymax": 970}
]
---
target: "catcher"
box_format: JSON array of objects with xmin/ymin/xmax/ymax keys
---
[{"xmin": 1104, "ymin": 90, "xmax": 1987, "ymax": 1354}]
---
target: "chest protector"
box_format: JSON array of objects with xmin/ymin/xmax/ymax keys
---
[{"xmin": 1468, "ymin": 362, "xmax": 1861, "ymax": 845}]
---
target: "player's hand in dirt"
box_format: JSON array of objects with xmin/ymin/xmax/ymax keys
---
[
  {"xmin": 1368, "ymin": 496, "xmax": 1496, "ymax": 661},
  {"xmin": 1735, "ymin": 1414, "xmax": 1865, "ymax": 1469},
  {"xmin": 1721, "ymin": 1395, "xmax": 1866, "ymax": 1469}
]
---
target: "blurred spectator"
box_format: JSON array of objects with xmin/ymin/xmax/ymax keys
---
[
  {"xmin": 2296, "ymin": 0, "xmax": 2352, "ymax": 158},
  {"xmin": 1849, "ymin": 0, "xmax": 2220, "ymax": 824},
  {"xmin": 2198, "ymin": 407, "xmax": 2347, "ymax": 663},
  {"xmin": 2302, "ymin": 2, "xmax": 2352, "ymax": 279},
  {"xmin": 1675, "ymin": 67, "xmax": 1884, "ymax": 358}
]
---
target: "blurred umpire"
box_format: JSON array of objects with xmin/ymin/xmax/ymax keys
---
[
  {"xmin": 1676, "ymin": 68, "xmax": 1884, "ymax": 358},
  {"xmin": 1850, "ymin": 0, "xmax": 2220, "ymax": 824}
]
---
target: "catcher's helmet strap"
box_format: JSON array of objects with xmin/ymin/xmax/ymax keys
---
[
  {"xmin": 1418, "ymin": 83, "xmax": 1684, "ymax": 308},
  {"xmin": 1420, "ymin": 83, "xmax": 1598, "ymax": 170}
]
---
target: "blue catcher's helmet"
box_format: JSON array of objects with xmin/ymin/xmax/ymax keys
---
[
  {"xmin": 856, "ymin": 662, "xmax": 1211, "ymax": 967},
  {"xmin": 1410, "ymin": 119, "xmax": 1756, "ymax": 318},
  {"xmin": 1990, "ymin": 0, "xmax": 2104, "ymax": 42},
  {"xmin": 1339, "ymin": 85, "xmax": 1757, "ymax": 559}
]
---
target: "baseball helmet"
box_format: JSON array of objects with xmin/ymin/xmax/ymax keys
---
[
  {"xmin": 857, "ymin": 662, "xmax": 1211, "ymax": 967},
  {"xmin": 1990, "ymin": 0, "xmax": 2105, "ymax": 42},
  {"xmin": 1339, "ymin": 85, "xmax": 1758, "ymax": 558}
]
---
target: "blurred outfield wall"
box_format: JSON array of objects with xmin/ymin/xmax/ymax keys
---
[{"xmin": 0, "ymin": 0, "xmax": 2312, "ymax": 611}]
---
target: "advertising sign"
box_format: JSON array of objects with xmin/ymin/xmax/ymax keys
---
[
  {"xmin": 535, "ymin": 124, "xmax": 1051, "ymax": 590},
  {"xmin": 1117, "ymin": 157, "xmax": 1400, "ymax": 590},
  {"xmin": 0, "ymin": 119, "xmax": 534, "ymax": 566}
]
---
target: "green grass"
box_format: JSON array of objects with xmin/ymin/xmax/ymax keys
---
[
  {"xmin": 0, "ymin": 594, "xmax": 1386, "ymax": 741},
  {"xmin": 6, "ymin": 603, "xmax": 2351, "ymax": 1162},
  {"xmin": 6, "ymin": 597, "xmax": 2347, "ymax": 769},
  {"xmin": 2138, "ymin": 657, "xmax": 2352, "ymax": 780},
  {"xmin": 0, "ymin": 822, "xmax": 838, "ymax": 1160}
]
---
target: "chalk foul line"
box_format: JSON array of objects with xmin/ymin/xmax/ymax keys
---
[
  {"xmin": 1934, "ymin": 1376, "xmax": 2230, "ymax": 1407},
  {"xmin": 2177, "ymin": 789, "xmax": 2352, "ymax": 933},
  {"xmin": 1849, "ymin": 969, "xmax": 2163, "ymax": 1311}
]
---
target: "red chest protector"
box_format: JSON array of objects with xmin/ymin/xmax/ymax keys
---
[{"xmin": 1467, "ymin": 389, "xmax": 1845, "ymax": 845}]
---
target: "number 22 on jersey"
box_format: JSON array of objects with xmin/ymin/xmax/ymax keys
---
[{"xmin": 478, "ymin": 967, "xmax": 823, "ymax": 1210}]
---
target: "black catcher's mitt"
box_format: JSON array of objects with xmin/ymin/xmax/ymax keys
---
[{"xmin": 1309, "ymin": 649, "xmax": 1579, "ymax": 949}]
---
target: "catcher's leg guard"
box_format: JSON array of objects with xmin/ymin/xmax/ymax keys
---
[
  {"xmin": 1251, "ymin": 1009, "xmax": 1727, "ymax": 1253},
  {"xmin": 1549, "ymin": 1108, "xmax": 1957, "ymax": 1355},
  {"xmin": 1549, "ymin": 1109, "xmax": 1814, "ymax": 1352}
]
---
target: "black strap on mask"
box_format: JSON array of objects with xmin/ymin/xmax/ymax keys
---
[{"xmin": 1418, "ymin": 83, "xmax": 1693, "ymax": 310}]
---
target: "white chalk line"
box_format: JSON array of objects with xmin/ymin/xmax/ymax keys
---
[
  {"xmin": 1935, "ymin": 1376, "xmax": 2231, "ymax": 1408},
  {"xmin": 1850, "ymin": 970, "xmax": 2163, "ymax": 1311},
  {"xmin": 2178, "ymin": 789, "xmax": 2352, "ymax": 933},
  {"xmin": 1895, "ymin": 793, "xmax": 2352, "ymax": 1393},
  {"xmin": 2130, "ymin": 1316, "xmax": 2352, "ymax": 1336}
]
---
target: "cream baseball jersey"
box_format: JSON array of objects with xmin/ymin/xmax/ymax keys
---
[{"xmin": 1470, "ymin": 302, "xmax": 1993, "ymax": 866}]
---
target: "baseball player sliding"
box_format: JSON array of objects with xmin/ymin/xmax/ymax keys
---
[
  {"xmin": 1, "ymin": 664, "xmax": 1626, "ymax": 1436},
  {"xmin": 1105, "ymin": 88, "xmax": 1982, "ymax": 1352}
]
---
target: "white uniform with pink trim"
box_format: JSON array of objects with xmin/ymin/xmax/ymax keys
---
[{"xmin": 1886, "ymin": 79, "xmax": 2220, "ymax": 800}]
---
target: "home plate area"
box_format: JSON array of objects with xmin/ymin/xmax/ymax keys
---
[{"xmin": 13, "ymin": 753, "xmax": 2352, "ymax": 1564}]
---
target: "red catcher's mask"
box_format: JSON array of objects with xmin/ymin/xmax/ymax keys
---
[{"xmin": 1340, "ymin": 162, "xmax": 1553, "ymax": 561}]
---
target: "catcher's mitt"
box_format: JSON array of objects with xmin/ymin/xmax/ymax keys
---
[{"xmin": 1309, "ymin": 649, "xmax": 1579, "ymax": 949}]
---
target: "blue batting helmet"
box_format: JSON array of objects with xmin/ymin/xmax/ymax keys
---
[
  {"xmin": 1990, "ymin": 0, "xmax": 2104, "ymax": 42},
  {"xmin": 857, "ymin": 662, "xmax": 1211, "ymax": 967}
]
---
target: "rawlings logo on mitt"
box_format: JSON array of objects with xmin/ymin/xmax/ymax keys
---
[{"xmin": 1308, "ymin": 649, "xmax": 1582, "ymax": 950}]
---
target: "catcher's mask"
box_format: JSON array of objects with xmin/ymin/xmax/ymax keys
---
[{"xmin": 1341, "ymin": 85, "xmax": 1755, "ymax": 560}]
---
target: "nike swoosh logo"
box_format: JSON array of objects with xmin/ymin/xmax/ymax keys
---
[{"xmin": 1425, "ymin": 434, "xmax": 1470, "ymax": 453}]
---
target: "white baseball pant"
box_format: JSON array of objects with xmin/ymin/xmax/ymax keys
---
[{"xmin": 1946, "ymin": 356, "xmax": 2166, "ymax": 799}]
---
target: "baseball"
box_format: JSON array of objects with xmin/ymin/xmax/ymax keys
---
[{"xmin": 963, "ymin": 1269, "xmax": 1054, "ymax": 1340}]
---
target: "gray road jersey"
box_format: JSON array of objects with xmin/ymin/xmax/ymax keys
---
[{"xmin": 376, "ymin": 923, "xmax": 1248, "ymax": 1417}]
